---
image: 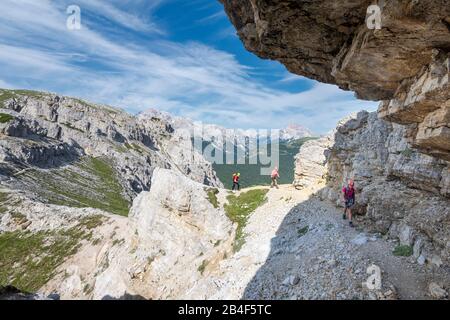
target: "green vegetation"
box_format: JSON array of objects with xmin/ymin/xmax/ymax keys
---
[
  {"xmin": 224, "ymin": 189, "xmax": 269, "ymax": 252},
  {"xmin": 212, "ymin": 137, "xmax": 317, "ymax": 189},
  {"xmin": 62, "ymin": 122, "xmax": 84, "ymax": 133},
  {"xmin": 114, "ymin": 144, "xmax": 128, "ymax": 154},
  {"xmin": 197, "ymin": 259, "xmax": 209, "ymax": 275},
  {"xmin": 0, "ymin": 216, "xmax": 103, "ymax": 292},
  {"xmin": 0, "ymin": 192, "xmax": 9, "ymax": 214},
  {"xmin": 393, "ymin": 245, "xmax": 413, "ymax": 257},
  {"xmin": 83, "ymin": 283, "xmax": 94, "ymax": 295},
  {"xmin": 206, "ymin": 188, "xmax": 219, "ymax": 208},
  {"xmin": 21, "ymin": 157, "xmax": 130, "ymax": 216},
  {"xmin": 0, "ymin": 89, "xmax": 46, "ymax": 108},
  {"xmin": 112, "ymin": 238, "xmax": 125, "ymax": 246},
  {"xmin": 0, "ymin": 113, "xmax": 14, "ymax": 123},
  {"xmin": 124, "ymin": 142, "xmax": 146, "ymax": 154},
  {"xmin": 79, "ymin": 215, "xmax": 105, "ymax": 230},
  {"xmin": 297, "ymin": 225, "xmax": 309, "ymax": 237},
  {"xmin": 401, "ymin": 148, "xmax": 413, "ymax": 158},
  {"xmin": 0, "ymin": 90, "xmax": 15, "ymax": 107},
  {"xmin": 10, "ymin": 211, "xmax": 28, "ymax": 225}
]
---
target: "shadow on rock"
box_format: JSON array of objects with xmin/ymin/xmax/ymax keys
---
[{"xmin": 102, "ymin": 293, "xmax": 147, "ymax": 300}]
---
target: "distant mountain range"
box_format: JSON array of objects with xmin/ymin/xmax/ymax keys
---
[
  {"xmin": 139, "ymin": 108, "xmax": 314, "ymax": 142},
  {"xmin": 138, "ymin": 109, "xmax": 316, "ymax": 188}
]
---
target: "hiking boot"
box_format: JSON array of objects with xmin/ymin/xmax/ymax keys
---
[
  {"xmin": 343, "ymin": 214, "xmax": 347, "ymax": 220},
  {"xmin": 349, "ymin": 221, "xmax": 354, "ymax": 227}
]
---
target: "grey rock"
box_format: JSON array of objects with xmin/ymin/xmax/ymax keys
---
[
  {"xmin": 417, "ymin": 255, "xmax": 426, "ymax": 265},
  {"xmin": 428, "ymin": 282, "xmax": 447, "ymax": 299},
  {"xmin": 351, "ymin": 234, "xmax": 368, "ymax": 246}
]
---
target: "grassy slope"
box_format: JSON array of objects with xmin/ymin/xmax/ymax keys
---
[
  {"xmin": 0, "ymin": 215, "xmax": 104, "ymax": 292},
  {"xmin": 224, "ymin": 189, "xmax": 269, "ymax": 252},
  {"xmin": 20, "ymin": 157, "xmax": 130, "ymax": 216},
  {"xmin": 0, "ymin": 113, "xmax": 14, "ymax": 123},
  {"xmin": 0, "ymin": 89, "xmax": 45, "ymax": 108}
]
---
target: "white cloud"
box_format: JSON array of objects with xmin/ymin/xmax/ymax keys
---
[
  {"xmin": 76, "ymin": 0, "xmax": 164, "ymax": 33},
  {"xmin": 196, "ymin": 10, "xmax": 226, "ymax": 24},
  {"xmin": 0, "ymin": 0, "xmax": 379, "ymax": 134}
]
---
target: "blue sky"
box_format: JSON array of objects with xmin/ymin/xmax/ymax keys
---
[{"xmin": 0, "ymin": 0, "xmax": 379, "ymax": 133}]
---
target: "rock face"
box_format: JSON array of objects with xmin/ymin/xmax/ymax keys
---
[
  {"xmin": 222, "ymin": 0, "xmax": 449, "ymax": 268},
  {"xmin": 220, "ymin": 0, "xmax": 450, "ymax": 100},
  {"xmin": 37, "ymin": 168, "xmax": 234, "ymax": 300},
  {"xmin": 294, "ymin": 111, "xmax": 450, "ymax": 267},
  {"xmin": 140, "ymin": 108, "xmax": 313, "ymax": 143},
  {"xmin": 0, "ymin": 90, "xmax": 226, "ymax": 299},
  {"xmin": 293, "ymin": 136, "xmax": 332, "ymax": 191},
  {"xmin": 0, "ymin": 89, "xmax": 221, "ymax": 200}
]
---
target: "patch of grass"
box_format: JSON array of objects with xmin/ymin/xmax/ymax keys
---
[
  {"xmin": 83, "ymin": 283, "xmax": 94, "ymax": 295},
  {"xmin": 147, "ymin": 256, "xmax": 156, "ymax": 265},
  {"xmin": 0, "ymin": 192, "xmax": 9, "ymax": 214},
  {"xmin": 10, "ymin": 89, "xmax": 44, "ymax": 99},
  {"xmin": 297, "ymin": 226, "xmax": 309, "ymax": 237},
  {"xmin": 112, "ymin": 238, "xmax": 125, "ymax": 246},
  {"xmin": 212, "ymin": 137, "xmax": 318, "ymax": 188},
  {"xmin": 0, "ymin": 113, "xmax": 14, "ymax": 123},
  {"xmin": 0, "ymin": 89, "xmax": 45, "ymax": 107},
  {"xmin": 0, "ymin": 218, "xmax": 98, "ymax": 292},
  {"xmin": 0, "ymin": 89, "xmax": 16, "ymax": 105},
  {"xmin": 197, "ymin": 259, "xmax": 209, "ymax": 275},
  {"xmin": 401, "ymin": 148, "xmax": 413, "ymax": 158},
  {"xmin": 0, "ymin": 89, "xmax": 47, "ymax": 109},
  {"xmin": 224, "ymin": 189, "xmax": 268, "ymax": 252},
  {"xmin": 124, "ymin": 142, "xmax": 146, "ymax": 154},
  {"xmin": 10, "ymin": 211, "xmax": 28, "ymax": 224},
  {"xmin": 79, "ymin": 215, "xmax": 104, "ymax": 230},
  {"xmin": 206, "ymin": 188, "xmax": 219, "ymax": 208},
  {"xmin": 114, "ymin": 144, "xmax": 128, "ymax": 154},
  {"xmin": 72, "ymin": 98, "xmax": 94, "ymax": 110},
  {"xmin": 23, "ymin": 157, "xmax": 130, "ymax": 216},
  {"xmin": 61, "ymin": 122, "xmax": 84, "ymax": 133},
  {"xmin": 393, "ymin": 245, "xmax": 413, "ymax": 257}
]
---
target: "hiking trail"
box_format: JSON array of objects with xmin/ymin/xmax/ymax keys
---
[{"xmin": 204, "ymin": 184, "xmax": 448, "ymax": 300}]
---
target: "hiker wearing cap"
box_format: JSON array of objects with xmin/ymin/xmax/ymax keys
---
[{"xmin": 232, "ymin": 172, "xmax": 240, "ymax": 192}]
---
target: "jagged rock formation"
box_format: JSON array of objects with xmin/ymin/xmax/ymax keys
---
[
  {"xmin": 222, "ymin": 0, "xmax": 449, "ymax": 268},
  {"xmin": 0, "ymin": 89, "xmax": 221, "ymax": 203},
  {"xmin": 220, "ymin": 0, "xmax": 449, "ymax": 99},
  {"xmin": 0, "ymin": 89, "xmax": 223, "ymax": 297},
  {"xmin": 293, "ymin": 136, "xmax": 331, "ymax": 191},
  {"xmin": 141, "ymin": 108, "xmax": 313, "ymax": 142},
  {"xmin": 294, "ymin": 111, "xmax": 450, "ymax": 268},
  {"xmin": 36, "ymin": 168, "xmax": 234, "ymax": 299}
]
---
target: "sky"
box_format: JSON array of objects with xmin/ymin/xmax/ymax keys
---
[{"xmin": 0, "ymin": 0, "xmax": 379, "ymax": 134}]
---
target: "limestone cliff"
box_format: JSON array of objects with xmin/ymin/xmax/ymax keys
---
[
  {"xmin": 220, "ymin": 1, "xmax": 449, "ymax": 267},
  {"xmin": 0, "ymin": 89, "xmax": 225, "ymax": 298},
  {"xmin": 221, "ymin": 0, "xmax": 449, "ymax": 158},
  {"xmin": 0, "ymin": 89, "xmax": 221, "ymax": 206},
  {"xmin": 37, "ymin": 168, "xmax": 235, "ymax": 299}
]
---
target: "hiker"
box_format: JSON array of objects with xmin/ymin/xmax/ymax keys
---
[
  {"xmin": 342, "ymin": 179, "xmax": 356, "ymax": 227},
  {"xmin": 232, "ymin": 172, "xmax": 240, "ymax": 191},
  {"xmin": 270, "ymin": 167, "xmax": 279, "ymax": 189}
]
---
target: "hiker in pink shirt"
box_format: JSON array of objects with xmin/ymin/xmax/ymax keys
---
[
  {"xmin": 342, "ymin": 179, "xmax": 356, "ymax": 227},
  {"xmin": 270, "ymin": 167, "xmax": 280, "ymax": 189}
]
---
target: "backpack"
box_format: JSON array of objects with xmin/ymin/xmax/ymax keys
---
[{"xmin": 343, "ymin": 186, "xmax": 355, "ymax": 200}]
